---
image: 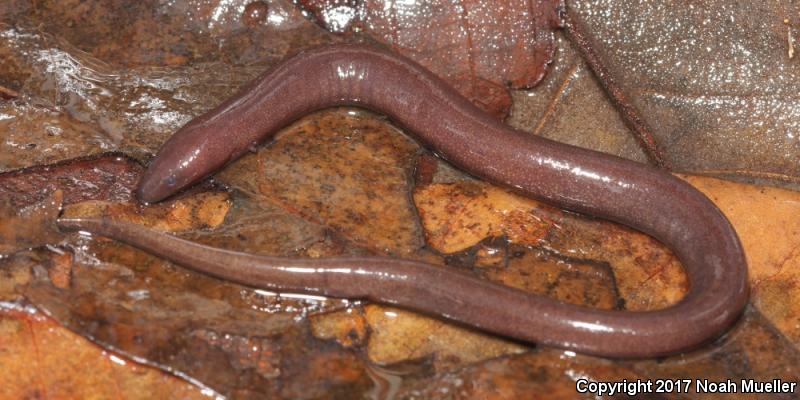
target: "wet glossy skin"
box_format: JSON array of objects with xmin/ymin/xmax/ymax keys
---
[{"xmin": 58, "ymin": 44, "xmax": 749, "ymax": 358}]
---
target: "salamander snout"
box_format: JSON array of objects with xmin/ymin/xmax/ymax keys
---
[{"xmin": 137, "ymin": 167, "xmax": 179, "ymax": 204}]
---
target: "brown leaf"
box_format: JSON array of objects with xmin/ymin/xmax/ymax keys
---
[
  {"xmin": 414, "ymin": 181, "xmax": 687, "ymax": 311},
  {"xmin": 363, "ymin": 304, "xmax": 526, "ymax": 369},
  {"xmin": 0, "ymin": 16, "xmax": 333, "ymax": 168},
  {"xmin": 0, "ymin": 304, "xmax": 207, "ymax": 399},
  {"xmin": 509, "ymin": 1, "xmax": 800, "ymax": 187},
  {"xmin": 0, "ymin": 190, "xmax": 63, "ymax": 254},
  {"xmin": 0, "ymin": 153, "xmax": 142, "ymax": 208},
  {"xmin": 399, "ymin": 307, "xmax": 800, "ymax": 400},
  {"xmin": 1, "ymin": 0, "xmax": 333, "ymax": 67},
  {"xmin": 296, "ymin": 0, "xmax": 564, "ymax": 118},
  {"xmin": 483, "ymin": 243, "xmax": 621, "ymax": 310},
  {"xmin": 62, "ymin": 191, "xmax": 232, "ymax": 233},
  {"xmin": 22, "ymin": 240, "xmax": 366, "ymax": 399},
  {"xmin": 413, "ymin": 181, "xmax": 556, "ymax": 253},
  {"xmin": 397, "ymin": 350, "xmax": 644, "ymax": 399},
  {"xmin": 219, "ymin": 109, "xmax": 425, "ymax": 255},
  {"xmin": 310, "ymin": 307, "xmax": 368, "ymax": 348},
  {"xmin": 682, "ymin": 174, "xmax": 800, "ymax": 347},
  {"xmin": 628, "ymin": 308, "xmax": 800, "ymax": 400}
]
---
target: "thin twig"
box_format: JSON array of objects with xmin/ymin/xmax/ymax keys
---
[
  {"xmin": 0, "ymin": 85, "xmax": 19, "ymax": 99},
  {"xmin": 562, "ymin": 3, "xmax": 672, "ymax": 169}
]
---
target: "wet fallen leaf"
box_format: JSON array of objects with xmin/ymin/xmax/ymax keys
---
[
  {"xmin": 62, "ymin": 191, "xmax": 232, "ymax": 233},
  {"xmin": 683, "ymin": 175, "xmax": 800, "ymax": 348},
  {"xmin": 628, "ymin": 307, "xmax": 800, "ymax": 400},
  {"xmin": 397, "ymin": 350, "xmax": 641, "ymax": 399},
  {"xmin": 0, "ymin": 101, "xmax": 114, "ymax": 169},
  {"xmin": 482, "ymin": 243, "xmax": 621, "ymax": 310},
  {"xmin": 0, "ymin": 303, "xmax": 208, "ymax": 399},
  {"xmin": 2, "ymin": 0, "xmax": 332, "ymax": 67},
  {"xmin": 364, "ymin": 304, "xmax": 526, "ymax": 370},
  {"xmin": 0, "ymin": 190, "xmax": 63, "ymax": 254},
  {"xmin": 398, "ymin": 307, "xmax": 800, "ymax": 400},
  {"xmin": 310, "ymin": 308, "xmax": 368, "ymax": 348},
  {"xmin": 0, "ymin": 153, "xmax": 142, "ymax": 208},
  {"xmin": 414, "ymin": 181, "xmax": 687, "ymax": 311},
  {"xmin": 412, "ymin": 181, "xmax": 555, "ymax": 253},
  {"xmin": 0, "ymin": 152, "xmax": 232, "ymax": 235},
  {"xmin": 219, "ymin": 109, "xmax": 425, "ymax": 255},
  {"xmin": 0, "ymin": 13, "xmax": 333, "ymax": 168},
  {"xmin": 508, "ymin": 1, "xmax": 800, "ymax": 187}
]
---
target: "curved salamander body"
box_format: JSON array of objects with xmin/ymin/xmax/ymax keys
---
[{"xmin": 59, "ymin": 44, "xmax": 748, "ymax": 358}]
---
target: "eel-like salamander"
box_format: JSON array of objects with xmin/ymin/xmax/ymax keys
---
[{"xmin": 58, "ymin": 44, "xmax": 748, "ymax": 358}]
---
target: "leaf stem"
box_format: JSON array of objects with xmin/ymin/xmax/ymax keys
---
[{"xmin": 562, "ymin": 3, "xmax": 672, "ymax": 169}]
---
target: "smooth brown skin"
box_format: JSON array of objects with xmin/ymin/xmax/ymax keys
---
[{"xmin": 58, "ymin": 44, "xmax": 749, "ymax": 358}]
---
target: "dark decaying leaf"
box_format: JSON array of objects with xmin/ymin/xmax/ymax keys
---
[
  {"xmin": 522, "ymin": 0, "xmax": 800, "ymax": 184},
  {"xmin": 0, "ymin": 153, "xmax": 142, "ymax": 208},
  {"xmin": 295, "ymin": 0, "xmax": 564, "ymax": 118}
]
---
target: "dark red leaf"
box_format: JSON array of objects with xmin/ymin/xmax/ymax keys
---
[{"xmin": 295, "ymin": 0, "xmax": 564, "ymax": 118}]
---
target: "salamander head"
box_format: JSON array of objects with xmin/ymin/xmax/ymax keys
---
[
  {"xmin": 136, "ymin": 125, "xmax": 217, "ymax": 204},
  {"xmin": 137, "ymin": 153, "xmax": 194, "ymax": 203}
]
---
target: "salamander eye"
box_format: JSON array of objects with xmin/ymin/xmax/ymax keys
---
[{"xmin": 165, "ymin": 174, "xmax": 177, "ymax": 186}]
